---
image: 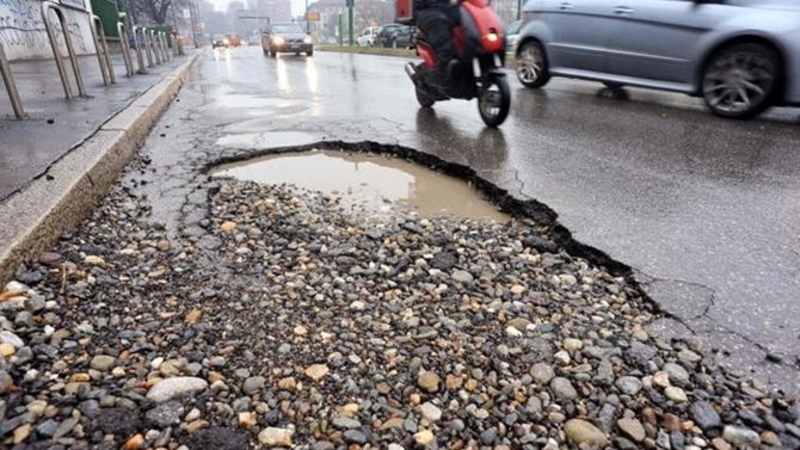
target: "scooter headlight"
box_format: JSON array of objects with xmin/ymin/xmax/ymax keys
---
[{"xmin": 486, "ymin": 31, "xmax": 499, "ymax": 42}]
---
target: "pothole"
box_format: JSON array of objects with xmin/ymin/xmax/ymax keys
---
[{"xmin": 211, "ymin": 150, "xmax": 509, "ymax": 221}]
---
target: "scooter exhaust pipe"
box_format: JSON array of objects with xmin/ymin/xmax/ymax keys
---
[{"xmin": 404, "ymin": 62, "xmax": 416, "ymax": 80}]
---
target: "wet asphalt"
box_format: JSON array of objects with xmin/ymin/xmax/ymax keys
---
[{"xmin": 173, "ymin": 47, "xmax": 800, "ymax": 393}]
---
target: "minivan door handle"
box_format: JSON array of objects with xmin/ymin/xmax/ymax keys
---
[
  {"xmin": 614, "ymin": 6, "xmax": 634, "ymax": 14},
  {"xmin": 559, "ymin": 2, "xmax": 573, "ymax": 10}
]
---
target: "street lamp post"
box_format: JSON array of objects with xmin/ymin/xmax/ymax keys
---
[{"xmin": 347, "ymin": 0, "xmax": 353, "ymax": 45}]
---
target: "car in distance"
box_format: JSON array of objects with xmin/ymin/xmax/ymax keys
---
[
  {"xmin": 211, "ymin": 35, "xmax": 228, "ymax": 49},
  {"xmin": 262, "ymin": 22, "xmax": 313, "ymax": 57},
  {"xmin": 357, "ymin": 26, "xmax": 380, "ymax": 47},
  {"xmin": 514, "ymin": 0, "xmax": 800, "ymax": 119},
  {"xmin": 376, "ymin": 24, "xmax": 414, "ymax": 49}
]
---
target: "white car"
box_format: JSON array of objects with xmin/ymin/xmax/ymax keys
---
[{"xmin": 356, "ymin": 26, "xmax": 379, "ymax": 47}]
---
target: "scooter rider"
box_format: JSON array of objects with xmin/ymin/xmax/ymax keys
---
[{"xmin": 413, "ymin": 0, "xmax": 460, "ymax": 87}]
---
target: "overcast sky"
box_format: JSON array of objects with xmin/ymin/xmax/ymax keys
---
[{"xmin": 209, "ymin": 0, "xmax": 307, "ymax": 18}]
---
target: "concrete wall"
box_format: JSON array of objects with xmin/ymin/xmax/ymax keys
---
[{"xmin": 1, "ymin": 0, "xmax": 96, "ymax": 61}]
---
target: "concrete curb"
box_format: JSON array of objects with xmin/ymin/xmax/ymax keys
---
[{"xmin": 0, "ymin": 52, "xmax": 199, "ymax": 285}]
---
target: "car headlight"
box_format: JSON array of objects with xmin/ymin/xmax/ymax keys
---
[
  {"xmin": 273, "ymin": 37, "xmax": 284, "ymax": 45},
  {"xmin": 304, "ymin": 36, "xmax": 312, "ymax": 44},
  {"xmin": 223, "ymin": 38, "xmax": 230, "ymax": 45}
]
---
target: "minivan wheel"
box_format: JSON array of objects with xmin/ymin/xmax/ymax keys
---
[
  {"xmin": 701, "ymin": 43, "xmax": 781, "ymax": 119},
  {"xmin": 516, "ymin": 40, "xmax": 550, "ymax": 88}
]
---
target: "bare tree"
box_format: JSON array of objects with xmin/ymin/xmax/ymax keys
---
[{"xmin": 130, "ymin": 0, "xmax": 183, "ymax": 25}]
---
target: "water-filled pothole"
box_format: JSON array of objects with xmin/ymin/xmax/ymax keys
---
[{"xmin": 211, "ymin": 150, "xmax": 509, "ymax": 221}]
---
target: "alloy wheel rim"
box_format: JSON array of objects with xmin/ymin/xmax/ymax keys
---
[
  {"xmin": 517, "ymin": 44, "xmax": 542, "ymax": 83},
  {"xmin": 703, "ymin": 51, "xmax": 774, "ymax": 114}
]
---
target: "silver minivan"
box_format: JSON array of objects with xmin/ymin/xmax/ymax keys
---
[{"xmin": 515, "ymin": 0, "xmax": 800, "ymax": 118}]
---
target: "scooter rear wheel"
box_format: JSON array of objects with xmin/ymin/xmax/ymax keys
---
[
  {"xmin": 478, "ymin": 74, "xmax": 510, "ymax": 127},
  {"xmin": 415, "ymin": 85, "xmax": 435, "ymax": 108}
]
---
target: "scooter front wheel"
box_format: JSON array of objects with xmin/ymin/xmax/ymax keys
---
[{"xmin": 478, "ymin": 74, "xmax": 510, "ymax": 127}]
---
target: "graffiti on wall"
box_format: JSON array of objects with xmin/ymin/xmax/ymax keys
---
[{"xmin": 0, "ymin": 0, "xmax": 95, "ymax": 61}]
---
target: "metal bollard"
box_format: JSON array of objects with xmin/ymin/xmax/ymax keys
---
[
  {"xmin": 0, "ymin": 41, "xmax": 25, "ymax": 119},
  {"xmin": 161, "ymin": 33, "xmax": 171, "ymax": 61},
  {"xmin": 133, "ymin": 27, "xmax": 147, "ymax": 74},
  {"xmin": 117, "ymin": 21, "xmax": 134, "ymax": 77},
  {"xmin": 157, "ymin": 32, "xmax": 166, "ymax": 63},
  {"xmin": 91, "ymin": 15, "xmax": 116, "ymax": 85},
  {"xmin": 142, "ymin": 27, "xmax": 154, "ymax": 68},
  {"xmin": 41, "ymin": 0, "xmax": 86, "ymax": 98},
  {"xmin": 149, "ymin": 30, "xmax": 161, "ymax": 65}
]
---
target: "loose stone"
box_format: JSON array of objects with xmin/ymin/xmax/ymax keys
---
[
  {"xmin": 304, "ymin": 364, "xmax": 329, "ymax": 381},
  {"xmin": 722, "ymin": 426, "xmax": 760, "ymax": 447},
  {"xmin": 343, "ymin": 429, "xmax": 368, "ymax": 444},
  {"xmin": 419, "ymin": 402, "xmax": 442, "ymax": 422},
  {"xmin": 259, "ymin": 427, "xmax": 293, "ymax": 447},
  {"xmin": 414, "ymin": 429, "xmax": 435, "ymax": 446},
  {"xmin": 418, "ymin": 371, "xmax": 441, "ymax": 393},
  {"xmin": 689, "ymin": 401, "xmax": 722, "ymax": 431},
  {"xmin": 530, "ymin": 363, "xmax": 555, "ymax": 385},
  {"xmin": 617, "ymin": 418, "xmax": 646, "ymax": 442},
  {"xmin": 147, "ymin": 377, "xmax": 208, "ymax": 403},
  {"xmin": 243, "ymin": 376, "xmax": 266, "ymax": 394},
  {"xmin": 665, "ymin": 386, "xmax": 688, "ymax": 403},
  {"xmin": 332, "ymin": 417, "xmax": 361, "ymax": 429},
  {"xmin": 550, "ymin": 377, "xmax": 578, "ymax": 400},
  {"xmin": 564, "ymin": 419, "xmax": 608, "ymax": 447},
  {"xmin": 615, "ymin": 376, "xmax": 643, "ymax": 396},
  {"xmin": 664, "ymin": 363, "xmax": 690, "ymax": 386},
  {"xmin": 90, "ymin": 355, "xmax": 116, "ymax": 372}
]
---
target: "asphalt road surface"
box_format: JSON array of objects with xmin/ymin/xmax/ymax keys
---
[{"xmin": 169, "ymin": 46, "xmax": 800, "ymax": 394}]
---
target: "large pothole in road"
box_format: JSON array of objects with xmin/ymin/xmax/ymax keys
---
[{"xmin": 211, "ymin": 150, "xmax": 509, "ymax": 221}]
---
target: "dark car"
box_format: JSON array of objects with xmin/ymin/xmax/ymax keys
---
[
  {"xmin": 377, "ymin": 24, "xmax": 414, "ymax": 49},
  {"xmin": 261, "ymin": 23, "xmax": 313, "ymax": 57}
]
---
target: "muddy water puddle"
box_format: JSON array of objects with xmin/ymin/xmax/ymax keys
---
[{"xmin": 212, "ymin": 150, "xmax": 509, "ymax": 221}]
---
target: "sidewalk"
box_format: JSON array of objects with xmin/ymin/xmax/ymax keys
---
[
  {"xmin": 0, "ymin": 48, "xmax": 197, "ymax": 283},
  {"xmin": 1, "ymin": 51, "xmax": 194, "ymax": 200}
]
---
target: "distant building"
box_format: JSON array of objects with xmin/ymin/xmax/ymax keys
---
[{"xmin": 256, "ymin": 0, "xmax": 292, "ymax": 24}]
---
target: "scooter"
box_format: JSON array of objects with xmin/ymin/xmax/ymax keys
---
[{"xmin": 404, "ymin": 0, "xmax": 511, "ymax": 127}]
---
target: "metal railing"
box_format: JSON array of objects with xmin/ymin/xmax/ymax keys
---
[
  {"xmin": 91, "ymin": 15, "xmax": 116, "ymax": 85},
  {"xmin": 0, "ymin": 41, "xmax": 25, "ymax": 119},
  {"xmin": 41, "ymin": 0, "xmax": 86, "ymax": 98},
  {"xmin": 117, "ymin": 21, "xmax": 134, "ymax": 77},
  {"xmin": 133, "ymin": 26, "xmax": 147, "ymax": 74}
]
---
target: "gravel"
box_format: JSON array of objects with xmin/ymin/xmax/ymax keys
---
[{"xmin": 0, "ymin": 171, "xmax": 797, "ymax": 449}]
